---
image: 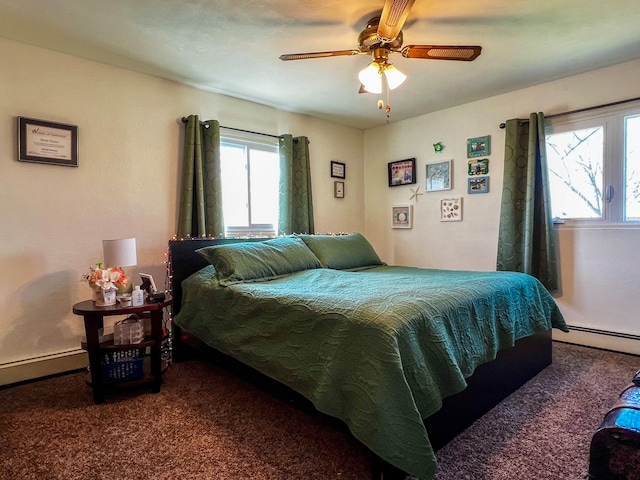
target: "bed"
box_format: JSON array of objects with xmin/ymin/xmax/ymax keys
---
[{"xmin": 169, "ymin": 234, "xmax": 568, "ymax": 480}]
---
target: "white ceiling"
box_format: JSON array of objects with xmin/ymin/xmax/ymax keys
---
[{"xmin": 1, "ymin": 0, "xmax": 639, "ymax": 129}]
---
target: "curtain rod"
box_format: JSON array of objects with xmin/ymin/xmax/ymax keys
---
[
  {"xmin": 180, "ymin": 117, "xmax": 282, "ymax": 139},
  {"xmin": 498, "ymin": 96, "xmax": 640, "ymax": 129}
]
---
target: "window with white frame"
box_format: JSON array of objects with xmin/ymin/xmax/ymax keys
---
[
  {"xmin": 545, "ymin": 102, "xmax": 640, "ymax": 225},
  {"xmin": 220, "ymin": 131, "xmax": 280, "ymax": 236}
]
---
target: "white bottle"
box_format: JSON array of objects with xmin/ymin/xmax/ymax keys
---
[{"xmin": 132, "ymin": 285, "xmax": 145, "ymax": 307}]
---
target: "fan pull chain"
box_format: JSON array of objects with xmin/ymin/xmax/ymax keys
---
[
  {"xmin": 376, "ymin": 73, "xmax": 392, "ymax": 123},
  {"xmin": 385, "ymin": 81, "xmax": 391, "ymax": 123}
]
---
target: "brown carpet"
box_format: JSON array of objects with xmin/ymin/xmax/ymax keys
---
[{"xmin": 0, "ymin": 341, "xmax": 637, "ymax": 480}]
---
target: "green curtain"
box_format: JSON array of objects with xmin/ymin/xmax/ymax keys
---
[
  {"xmin": 278, "ymin": 134, "xmax": 315, "ymax": 235},
  {"xmin": 176, "ymin": 115, "xmax": 224, "ymax": 238},
  {"xmin": 497, "ymin": 113, "xmax": 559, "ymax": 291}
]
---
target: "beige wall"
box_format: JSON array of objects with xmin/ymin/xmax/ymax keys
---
[
  {"xmin": 0, "ymin": 38, "xmax": 364, "ymax": 383},
  {"xmin": 364, "ymin": 58, "xmax": 640, "ymax": 355}
]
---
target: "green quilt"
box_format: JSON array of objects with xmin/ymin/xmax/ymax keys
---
[{"xmin": 175, "ymin": 265, "xmax": 567, "ymax": 479}]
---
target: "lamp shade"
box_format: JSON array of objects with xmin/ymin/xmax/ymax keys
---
[
  {"xmin": 384, "ymin": 64, "xmax": 407, "ymax": 90},
  {"xmin": 358, "ymin": 62, "xmax": 382, "ymax": 94},
  {"xmin": 103, "ymin": 238, "xmax": 137, "ymax": 267}
]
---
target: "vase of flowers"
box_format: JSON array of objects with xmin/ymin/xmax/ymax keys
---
[{"xmin": 82, "ymin": 263, "xmax": 129, "ymax": 306}]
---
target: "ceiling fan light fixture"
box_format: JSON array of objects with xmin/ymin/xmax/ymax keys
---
[
  {"xmin": 358, "ymin": 62, "xmax": 383, "ymax": 94},
  {"xmin": 383, "ymin": 64, "xmax": 407, "ymax": 90}
]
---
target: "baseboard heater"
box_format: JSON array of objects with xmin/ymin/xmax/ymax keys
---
[
  {"xmin": 566, "ymin": 324, "xmax": 640, "ymax": 342},
  {"xmin": 0, "ymin": 348, "xmax": 87, "ymax": 387}
]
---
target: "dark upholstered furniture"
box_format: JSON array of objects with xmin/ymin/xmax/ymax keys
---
[{"xmin": 589, "ymin": 371, "xmax": 640, "ymax": 480}]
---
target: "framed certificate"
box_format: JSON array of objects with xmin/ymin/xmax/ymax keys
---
[{"xmin": 18, "ymin": 117, "xmax": 78, "ymax": 167}]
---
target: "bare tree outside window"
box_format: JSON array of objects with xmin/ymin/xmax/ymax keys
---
[
  {"xmin": 624, "ymin": 115, "xmax": 640, "ymax": 220},
  {"xmin": 546, "ymin": 127, "xmax": 604, "ymax": 219},
  {"xmin": 545, "ymin": 110, "xmax": 640, "ymax": 224}
]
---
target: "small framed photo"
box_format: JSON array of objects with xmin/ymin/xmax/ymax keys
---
[
  {"xmin": 18, "ymin": 116, "xmax": 78, "ymax": 167},
  {"xmin": 392, "ymin": 205, "xmax": 413, "ymax": 229},
  {"xmin": 441, "ymin": 197, "xmax": 463, "ymax": 222},
  {"xmin": 331, "ymin": 160, "xmax": 346, "ymax": 179},
  {"xmin": 426, "ymin": 159, "xmax": 452, "ymax": 191},
  {"xmin": 467, "ymin": 135, "xmax": 490, "ymax": 158},
  {"xmin": 468, "ymin": 176, "xmax": 490, "ymax": 194},
  {"xmin": 468, "ymin": 158, "xmax": 489, "ymax": 176},
  {"xmin": 334, "ymin": 181, "xmax": 345, "ymax": 198},
  {"xmin": 388, "ymin": 158, "xmax": 416, "ymax": 187},
  {"xmin": 139, "ymin": 273, "xmax": 157, "ymax": 294}
]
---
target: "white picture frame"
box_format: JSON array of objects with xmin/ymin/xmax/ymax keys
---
[
  {"xmin": 426, "ymin": 159, "xmax": 452, "ymax": 192},
  {"xmin": 139, "ymin": 273, "xmax": 157, "ymax": 294},
  {"xmin": 392, "ymin": 205, "xmax": 413, "ymax": 229},
  {"xmin": 440, "ymin": 197, "xmax": 463, "ymax": 222}
]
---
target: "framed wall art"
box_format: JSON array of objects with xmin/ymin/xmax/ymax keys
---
[
  {"xmin": 425, "ymin": 159, "xmax": 452, "ymax": 191},
  {"xmin": 468, "ymin": 158, "xmax": 489, "ymax": 175},
  {"xmin": 334, "ymin": 181, "xmax": 345, "ymax": 198},
  {"xmin": 18, "ymin": 116, "xmax": 78, "ymax": 167},
  {"xmin": 388, "ymin": 158, "xmax": 416, "ymax": 187},
  {"xmin": 392, "ymin": 205, "xmax": 413, "ymax": 229},
  {"xmin": 440, "ymin": 197, "xmax": 463, "ymax": 222},
  {"xmin": 468, "ymin": 176, "xmax": 489, "ymax": 194},
  {"xmin": 467, "ymin": 135, "xmax": 490, "ymax": 158},
  {"xmin": 330, "ymin": 160, "xmax": 346, "ymax": 179}
]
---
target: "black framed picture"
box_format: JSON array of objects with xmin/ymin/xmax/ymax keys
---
[
  {"xmin": 18, "ymin": 116, "xmax": 78, "ymax": 167},
  {"xmin": 331, "ymin": 160, "xmax": 346, "ymax": 179},
  {"xmin": 388, "ymin": 158, "xmax": 416, "ymax": 187}
]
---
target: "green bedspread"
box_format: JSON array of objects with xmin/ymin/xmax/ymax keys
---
[{"xmin": 175, "ymin": 265, "xmax": 567, "ymax": 479}]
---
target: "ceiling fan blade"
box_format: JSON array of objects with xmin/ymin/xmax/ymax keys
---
[
  {"xmin": 401, "ymin": 45, "xmax": 482, "ymax": 61},
  {"xmin": 279, "ymin": 50, "xmax": 361, "ymax": 61},
  {"xmin": 378, "ymin": 0, "xmax": 415, "ymax": 42}
]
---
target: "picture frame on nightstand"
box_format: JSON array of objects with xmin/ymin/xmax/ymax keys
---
[{"xmin": 139, "ymin": 273, "xmax": 157, "ymax": 294}]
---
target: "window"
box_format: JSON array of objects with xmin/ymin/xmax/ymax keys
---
[
  {"xmin": 220, "ymin": 132, "xmax": 280, "ymax": 236},
  {"xmin": 545, "ymin": 102, "xmax": 640, "ymax": 225}
]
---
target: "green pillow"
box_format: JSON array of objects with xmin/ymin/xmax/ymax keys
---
[
  {"xmin": 197, "ymin": 237, "xmax": 322, "ymax": 285},
  {"xmin": 299, "ymin": 233, "xmax": 385, "ymax": 270}
]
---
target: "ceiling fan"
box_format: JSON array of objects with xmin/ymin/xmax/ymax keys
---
[{"xmin": 279, "ymin": 0, "xmax": 482, "ymax": 96}]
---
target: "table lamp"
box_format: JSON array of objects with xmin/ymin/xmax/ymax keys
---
[{"xmin": 102, "ymin": 238, "xmax": 137, "ymax": 293}]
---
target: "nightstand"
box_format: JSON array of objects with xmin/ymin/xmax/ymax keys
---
[{"xmin": 73, "ymin": 295, "xmax": 172, "ymax": 404}]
